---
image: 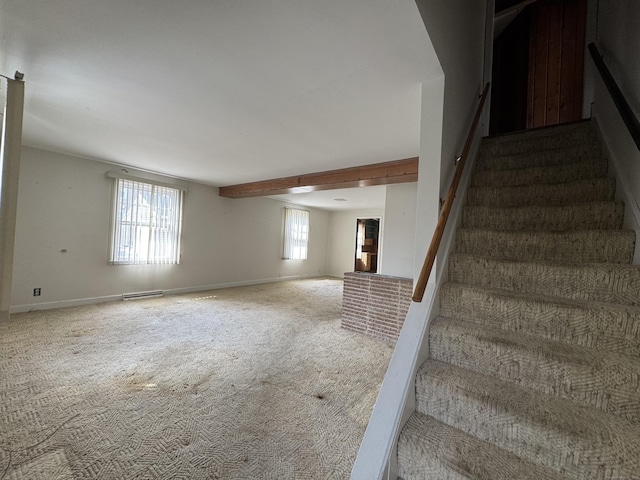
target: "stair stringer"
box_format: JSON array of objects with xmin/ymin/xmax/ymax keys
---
[
  {"xmin": 351, "ymin": 128, "xmax": 483, "ymax": 480},
  {"xmin": 593, "ymin": 116, "xmax": 640, "ymax": 264}
]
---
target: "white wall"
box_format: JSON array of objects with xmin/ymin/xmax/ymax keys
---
[
  {"xmin": 351, "ymin": 3, "xmax": 488, "ymax": 477},
  {"xmin": 414, "ymin": 76, "xmax": 445, "ymax": 284},
  {"xmin": 380, "ymin": 183, "xmax": 417, "ymax": 279},
  {"xmin": 326, "ymin": 208, "xmax": 384, "ymax": 279},
  {"xmin": 325, "ymin": 183, "xmax": 418, "ymax": 280},
  {"xmin": 415, "ymin": 0, "xmax": 488, "ymax": 194},
  {"xmin": 413, "ymin": 0, "xmax": 487, "ymax": 282},
  {"xmin": 12, "ymin": 147, "xmax": 330, "ymax": 310},
  {"xmin": 591, "ymin": 1, "xmax": 640, "ymax": 263}
]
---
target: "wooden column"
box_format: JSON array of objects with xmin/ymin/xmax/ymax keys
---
[{"xmin": 0, "ymin": 78, "xmax": 25, "ymax": 321}]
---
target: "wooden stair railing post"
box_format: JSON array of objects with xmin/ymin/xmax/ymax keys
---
[{"xmin": 412, "ymin": 82, "xmax": 490, "ymax": 302}]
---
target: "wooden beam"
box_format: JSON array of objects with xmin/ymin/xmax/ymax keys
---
[{"xmin": 218, "ymin": 157, "xmax": 418, "ymax": 198}]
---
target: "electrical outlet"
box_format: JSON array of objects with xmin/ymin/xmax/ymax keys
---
[{"xmin": 33, "ymin": 288, "xmax": 41, "ymax": 296}]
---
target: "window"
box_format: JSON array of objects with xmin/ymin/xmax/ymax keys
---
[
  {"xmin": 109, "ymin": 177, "xmax": 183, "ymax": 265},
  {"xmin": 282, "ymin": 207, "xmax": 309, "ymax": 260}
]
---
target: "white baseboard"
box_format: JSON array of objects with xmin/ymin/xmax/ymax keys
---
[
  {"xmin": 9, "ymin": 274, "xmax": 326, "ymax": 314},
  {"xmin": 162, "ymin": 273, "xmax": 325, "ymax": 296},
  {"xmin": 11, "ymin": 294, "xmax": 122, "ymax": 314}
]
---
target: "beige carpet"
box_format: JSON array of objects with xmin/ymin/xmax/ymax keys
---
[{"xmin": 0, "ymin": 278, "xmax": 393, "ymax": 479}]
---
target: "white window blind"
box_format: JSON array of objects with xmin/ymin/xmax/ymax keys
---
[
  {"xmin": 283, "ymin": 207, "xmax": 309, "ymax": 260},
  {"xmin": 109, "ymin": 178, "xmax": 183, "ymax": 265}
]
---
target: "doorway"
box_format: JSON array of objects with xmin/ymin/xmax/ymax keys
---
[
  {"xmin": 490, "ymin": 0, "xmax": 588, "ymax": 135},
  {"xmin": 354, "ymin": 218, "xmax": 380, "ymax": 273}
]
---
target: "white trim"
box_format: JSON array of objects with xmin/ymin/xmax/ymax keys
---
[
  {"xmin": 11, "ymin": 294, "xmax": 123, "ymax": 313},
  {"xmin": 9, "ymin": 274, "xmax": 326, "ymax": 314},
  {"xmin": 592, "ymin": 117, "xmax": 640, "ymax": 264},
  {"xmin": 162, "ymin": 273, "xmax": 324, "ymax": 296},
  {"xmin": 351, "ymin": 290, "xmax": 436, "ymax": 480},
  {"xmin": 351, "ymin": 120, "xmax": 484, "ymax": 480},
  {"xmin": 606, "ymin": 142, "xmax": 640, "ymax": 231},
  {"xmin": 0, "ymin": 79, "xmax": 25, "ymax": 317}
]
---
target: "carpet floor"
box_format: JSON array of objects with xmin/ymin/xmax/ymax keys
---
[{"xmin": 0, "ymin": 278, "xmax": 393, "ymax": 479}]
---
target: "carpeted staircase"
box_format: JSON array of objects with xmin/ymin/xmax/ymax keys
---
[{"xmin": 397, "ymin": 121, "xmax": 640, "ymax": 479}]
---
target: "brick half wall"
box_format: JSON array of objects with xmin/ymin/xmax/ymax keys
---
[{"xmin": 341, "ymin": 272, "xmax": 413, "ymax": 343}]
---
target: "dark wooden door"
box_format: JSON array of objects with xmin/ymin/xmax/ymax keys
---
[{"xmin": 527, "ymin": 0, "xmax": 587, "ymax": 128}]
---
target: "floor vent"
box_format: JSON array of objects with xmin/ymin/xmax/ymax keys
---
[{"xmin": 122, "ymin": 290, "xmax": 163, "ymax": 301}]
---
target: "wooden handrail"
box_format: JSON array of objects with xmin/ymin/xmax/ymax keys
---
[
  {"xmin": 588, "ymin": 43, "xmax": 640, "ymax": 152},
  {"xmin": 412, "ymin": 82, "xmax": 490, "ymax": 302}
]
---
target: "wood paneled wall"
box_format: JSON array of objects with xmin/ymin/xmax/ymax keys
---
[{"xmin": 527, "ymin": 0, "xmax": 587, "ymax": 128}]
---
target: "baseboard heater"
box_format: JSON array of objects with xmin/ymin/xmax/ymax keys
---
[{"xmin": 122, "ymin": 290, "xmax": 164, "ymax": 301}]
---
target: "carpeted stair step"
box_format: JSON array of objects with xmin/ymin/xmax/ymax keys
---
[
  {"xmin": 477, "ymin": 144, "xmax": 603, "ymax": 172},
  {"xmin": 462, "ymin": 202, "xmax": 624, "ymax": 231},
  {"xmin": 480, "ymin": 121, "xmax": 596, "ymax": 157},
  {"xmin": 439, "ymin": 283, "xmax": 640, "ymax": 357},
  {"xmin": 466, "ymin": 178, "xmax": 615, "ymax": 207},
  {"xmin": 398, "ymin": 121, "xmax": 640, "ymax": 479},
  {"xmin": 449, "ymin": 253, "xmax": 640, "ymax": 306},
  {"xmin": 455, "ymin": 229, "xmax": 635, "ymax": 263},
  {"xmin": 471, "ymin": 158, "xmax": 607, "ymax": 188},
  {"xmin": 397, "ymin": 412, "xmax": 571, "ymax": 480},
  {"xmin": 429, "ymin": 317, "xmax": 640, "ymax": 421},
  {"xmin": 415, "ymin": 360, "xmax": 640, "ymax": 480}
]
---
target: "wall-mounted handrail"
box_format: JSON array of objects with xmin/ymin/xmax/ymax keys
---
[
  {"xmin": 412, "ymin": 82, "xmax": 490, "ymax": 302},
  {"xmin": 588, "ymin": 43, "xmax": 640, "ymax": 152}
]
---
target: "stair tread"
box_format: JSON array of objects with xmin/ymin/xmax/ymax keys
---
[
  {"xmin": 449, "ymin": 251, "xmax": 640, "ymax": 272},
  {"xmin": 439, "ymin": 282, "xmax": 640, "ymax": 357},
  {"xmin": 462, "ymin": 201, "xmax": 624, "ymax": 231},
  {"xmin": 482, "ymin": 120, "xmax": 593, "ymax": 138},
  {"xmin": 456, "ymin": 227, "xmax": 636, "ymax": 235},
  {"xmin": 467, "ymin": 177, "xmax": 616, "ymax": 207},
  {"xmin": 480, "ymin": 121, "xmax": 595, "ymax": 152},
  {"xmin": 398, "ymin": 412, "xmax": 571, "ymax": 480},
  {"xmin": 465, "ymin": 200, "xmax": 622, "ymax": 213},
  {"xmin": 449, "ymin": 253, "xmax": 640, "ymax": 306},
  {"xmin": 455, "ymin": 228, "xmax": 635, "ymax": 264},
  {"xmin": 477, "ymin": 144, "xmax": 603, "ymax": 172},
  {"xmin": 439, "ymin": 282, "xmax": 640, "ymax": 318},
  {"xmin": 416, "ymin": 360, "xmax": 640, "ymax": 479},
  {"xmin": 480, "ymin": 140, "xmax": 599, "ymax": 157},
  {"xmin": 429, "ymin": 317, "xmax": 640, "ymax": 420},
  {"xmin": 471, "ymin": 158, "xmax": 607, "ymax": 188}
]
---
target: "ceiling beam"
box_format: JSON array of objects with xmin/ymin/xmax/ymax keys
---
[{"xmin": 218, "ymin": 157, "xmax": 418, "ymax": 198}]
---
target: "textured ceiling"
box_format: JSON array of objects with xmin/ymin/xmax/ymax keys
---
[{"xmin": 0, "ymin": 1, "xmax": 439, "ymax": 209}]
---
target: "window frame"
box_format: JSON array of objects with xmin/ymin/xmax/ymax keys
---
[
  {"xmin": 282, "ymin": 207, "xmax": 310, "ymax": 260},
  {"xmin": 107, "ymin": 172, "xmax": 186, "ymax": 265}
]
